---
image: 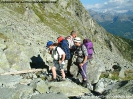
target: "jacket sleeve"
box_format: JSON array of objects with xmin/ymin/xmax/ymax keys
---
[{"xmin": 82, "ymin": 45, "xmax": 88, "ymax": 57}]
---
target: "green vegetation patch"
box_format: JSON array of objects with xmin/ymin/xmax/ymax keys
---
[
  {"xmin": 100, "ymin": 72, "xmax": 109, "ymax": 78},
  {"xmin": 0, "ymin": 33, "xmax": 8, "ymax": 40},
  {"xmin": 109, "ymin": 71, "xmax": 119, "ymax": 80},
  {"xmin": 100, "ymin": 70, "xmax": 133, "ymax": 81},
  {"xmin": 124, "ymin": 70, "xmax": 133, "ymax": 80},
  {"xmin": 1, "ymin": 3, "xmax": 25, "ymax": 14},
  {"xmin": 100, "ymin": 71, "xmax": 119, "ymax": 80},
  {"xmin": 31, "ymin": 3, "xmax": 83, "ymax": 36}
]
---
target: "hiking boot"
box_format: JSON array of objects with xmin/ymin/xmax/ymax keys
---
[
  {"xmin": 81, "ymin": 80, "xmax": 87, "ymax": 88},
  {"xmin": 50, "ymin": 78, "xmax": 57, "ymax": 82},
  {"xmin": 56, "ymin": 75, "xmax": 62, "ymax": 81},
  {"xmin": 61, "ymin": 78, "xmax": 66, "ymax": 81},
  {"xmin": 66, "ymin": 71, "xmax": 73, "ymax": 77}
]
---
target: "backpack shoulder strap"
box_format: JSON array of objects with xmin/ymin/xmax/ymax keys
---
[
  {"xmin": 77, "ymin": 44, "xmax": 84, "ymax": 56},
  {"xmin": 81, "ymin": 44, "xmax": 84, "ymax": 51},
  {"xmin": 55, "ymin": 47, "xmax": 60, "ymax": 60}
]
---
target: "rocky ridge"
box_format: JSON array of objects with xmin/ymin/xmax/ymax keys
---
[{"xmin": 0, "ymin": 0, "xmax": 133, "ymax": 98}]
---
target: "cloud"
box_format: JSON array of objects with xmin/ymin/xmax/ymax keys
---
[{"xmin": 85, "ymin": 0, "xmax": 133, "ymax": 13}]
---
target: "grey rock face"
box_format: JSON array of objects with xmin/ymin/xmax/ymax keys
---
[
  {"xmin": 31, "ymin": 93, "xmax": 69, "ymax": 99},
  {"xmin": 0, "ymin": 0, "xmax": 133, "ymax": 98},
  {"xmin": 0, "ymin": 75, "xmax": 22, "ymax": 88},
  {"xmin": 105, "ymin": 80, "xmax": 133, "ymax": 99},
  {"xmin": 0, "ymin": 50, "xmax": 10, "ymax": 70},
  {"xmin": 0, "ymin": 88, "xmax": 16, "ymax": 99},
  {"xmin": 36, "ymin": 80, "xmax": 49, "ymax": 94},
  {"xmin": 0, "ymin": 0, "xmax": 132, "ymax": 80},
  {"xmin": 48, "ymin": 80, "xmax": 89, "ymax": 96},
  {"xmin": 29, "ymin": 78, "xmax": 40, "ymax": 88},
  {"xmin": 81, "ymin": 95, "xmax": 101, "ymax": 99},
  {"xmin": 0, "ymin": 43, "xmax": 6, "ymax": 51},
  {"xmin": 0, "ymin": 68, "xmax": 4, "ymax": 74},
  {"xmin": 119, "ymin": 68, "xmax": 126, "ymax": 78},
  {"xmin": 87, "ymin": 57, "xmax": 105, "ymax": 84},
  {"xmin": 0, "ymin": 84, "xmax": 33, "ymax": 99},
  {"xmin": 15, "ymin": 84, "xmax": 34, "ymax": 99},
  {"xmin": 95, "ymin": 80, "xmax": 105, "ymax": 93}
]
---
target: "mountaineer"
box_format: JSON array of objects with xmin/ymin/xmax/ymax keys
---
[
  {"xmin": 46, "ymin": 41, "xmax": 66, "ymax": 81},
  {"xmin": 73, "ymin": 37, "xmax": 89, "ymax": 87},
  {"xmin": 65, "ymin": 31, "xmax": 77, "ymax": 77}
]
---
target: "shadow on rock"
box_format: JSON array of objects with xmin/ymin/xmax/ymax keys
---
[
  {"xmin": 30, "ymin": 54, "xmax": 49, "ymax": 72},
  {"xmin": 119, "ymin": 80, "xmax": 128, "ymax": 88}
]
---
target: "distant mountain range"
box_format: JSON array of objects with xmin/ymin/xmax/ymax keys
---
[{"xmin": 88, "ymin": 9, "xmax": 133, "ymax": 40}]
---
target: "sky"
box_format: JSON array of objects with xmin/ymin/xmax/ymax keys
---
[{"xmin": 80, "ymin": 0, "xmax": 133, "ymax": 13}]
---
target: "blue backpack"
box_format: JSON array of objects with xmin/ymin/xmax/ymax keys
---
[{"xmin": 57, "ymin": 39, "xmax": 71, "ymax": 60}]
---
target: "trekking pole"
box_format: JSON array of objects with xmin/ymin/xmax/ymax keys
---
[{"xmin": 81, "ymin": 66, "xmax": 93, "ymax": 90}]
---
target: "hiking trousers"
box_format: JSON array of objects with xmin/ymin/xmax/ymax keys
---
[{"xmin": 77, "ymin": 62, "xmax": 88, "ymax": 80}]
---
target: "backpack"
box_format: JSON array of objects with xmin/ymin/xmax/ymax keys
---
[
  {"xmin": 65, "ymin": 35, "xmax": 75, "ymax": 49},
  {"xmin": 57, "ymin": 39, "xmax": 71, "ymax": 60},
  {"xmin": 83, "ymin": 39, "xmax": 94, "ymax": 59}
]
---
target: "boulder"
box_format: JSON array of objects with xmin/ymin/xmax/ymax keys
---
[
  {"xmin": 31, "ymin": 93, "xmax": 68, "ymax": 99},
  {"xmin": 119, "ymin": 68, "xmax": 126, "ymax": 78},
  {"xmin": 36, "ymin": 80, "xmax": 49, "ymax": 94},
  {"xmin": 0, "ymin": 50, "xmax": 10, "ymax": 70},
  {"xmin": 0, "ymin": 75, "xmax": 22, "ymax": 88},
  {"xmin": 94, "ymin": 78, "xmax": 118, "ymax": 94},
  {"xmin": 0, "ymin": 68, "xmax": 5, "ymax": 74},
  {"xmin": 105, "ymin": 80, "xmax": 133, "ymax": 99},
  {"xmin": 15, "ymin": 84, "xmax": 34, "ymax": 99},
  {"xmin": 95, "ymin": 80, "xmax": 105, "ymax": 94},
  {"xmin": 0, "ymin": 88, "xmax": 16, "ymax": 99},
  {"xmin": 29, "ymin": 79, "xmax": 40, "ymax": 91},
  {"xmin": 0, "ymin": 44, "xmax": 6, "ymax": 50},
  {"xmin": 87, "ymin": 58, "xmax": 105, "ymax": 84},
  {"xmin": 48, "ymin": 80, "xmax": 89, "ymax": 96}
]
